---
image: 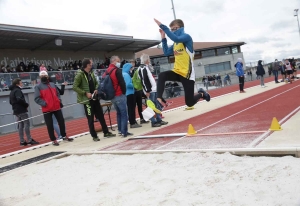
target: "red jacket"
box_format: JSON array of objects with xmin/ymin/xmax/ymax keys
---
[
  {"xmin": 34, "ymin": 81, "xmax": 61, "ymax": 112},
  {"xmin": 103, "ymin": 64, "xmax": 126, "ymax": 97}
]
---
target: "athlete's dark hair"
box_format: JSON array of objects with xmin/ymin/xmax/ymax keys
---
[{"xmin": 169, "ymin": 19, "xmax": 184, "ymax": 28}]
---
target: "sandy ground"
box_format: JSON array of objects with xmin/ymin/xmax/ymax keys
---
[{"xmin": 1, "ymin": 152, "xmax": 300, "ymax": 206}]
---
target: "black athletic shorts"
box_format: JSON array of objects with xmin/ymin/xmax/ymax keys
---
[{"xmin": 286, "ymin": 70, "xmax": 293, "ymax": 75}]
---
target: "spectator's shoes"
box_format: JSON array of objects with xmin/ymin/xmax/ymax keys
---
[
  {"xmin": 93, "ymin": 137, "xmax": 100, "ymax": 141},
  {"xmin": 122, "ymin": 132, "xmax": 133, "ymax": 138},
  {"xmin": 140, "ymin": 119, "xmax": 149, "ymax": 124},
  {"xmin": 152, "ymin": 123, "xmax": 161, "ymax": 127},
  {"xmin": 20, "ymin": 141, "xmax": 28, "ymax": 146},
  {"xmin": 130, "ymin": 123, "xmax": 142, "ymax": 128},
  {"xmin": 63, "ymin": 136, "xmax": 74, "ymax": 142},
  {"xmin": 28, "ymin": 139, "xmax": 39, "ymax": 145},
  {"xmin": 57, "ymin": 136, "xmax": 63, "ymax": 140},
  {"xmin": 104, "ymin": 132, "xmax": 116, "ymax": 138},
  {"xmin": 159, "ymin": 121, "xmax": 168, "ymax": 125},
  {"xmin": 198, "ymin": 88, "xmax": 211, "ymax": 102},
  {"xmin": 52, "ymin": 141, "xmax": 59, "ymax": 146}
]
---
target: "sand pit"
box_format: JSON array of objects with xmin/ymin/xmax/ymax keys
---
[{"xmin": 0, "ymin": 152, "xmax": 300, "ymax": 206}]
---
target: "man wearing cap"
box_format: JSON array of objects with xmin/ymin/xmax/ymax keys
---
[{"xmin": 34, "ymin": 70, "xmax": 73, "ymax": 146}]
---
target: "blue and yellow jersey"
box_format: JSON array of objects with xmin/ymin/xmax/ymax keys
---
[
  {"xmin": 160, "ymin": 24, "xmax": 195, "ymax": 81},
  {"xmin": 173, "ymin": 42, "xmax": 195, "ymax": 80}
]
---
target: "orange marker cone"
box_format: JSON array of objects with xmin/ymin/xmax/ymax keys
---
[
  {"xmin": 187, "ymin": 124, "xmax": 197, "ymax": 136},
  {"xmin": 269, "ymin": 117, "xmax": 282, "ymax": 131}
]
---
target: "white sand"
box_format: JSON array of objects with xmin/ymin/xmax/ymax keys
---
[{"xmin": 1, "ymin": 152, "xmax": 300, "ymax": 206}]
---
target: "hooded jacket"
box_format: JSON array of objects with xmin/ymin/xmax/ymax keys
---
[
  {"xmin": 160, "ymin": 24, "xmax": 195, "ymax": 81},
  {"xmin": 122, "ymin": 63, "xmax": 134, "ymax": 96},
  {"xmin": 34, "ymin": 80, "xmax": 61, "ymax": 113},
  {"xmin": 235, "ymin": 58, "xmax": 244, "ymax": 77},
  {"xmin": 256, "ymin": 60, "xmax": 265, "ymax": 76},
  {"xmin": 9, "ymin": 85, "xmax": 29, "ymax": 115}
]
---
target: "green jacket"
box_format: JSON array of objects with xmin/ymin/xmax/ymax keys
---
[{"xmin": 72, "ymin": 69, "xmax": 99, "ymax": 104}]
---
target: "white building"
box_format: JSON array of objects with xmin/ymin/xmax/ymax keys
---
[{"xmin": 135, "ymin": 42, "xmax": 246, "ymax": 78}]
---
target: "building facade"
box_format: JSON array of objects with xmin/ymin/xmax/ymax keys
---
[{"xmin": 135, "ymin": 42, "xmax": 246, "ymax": 78}]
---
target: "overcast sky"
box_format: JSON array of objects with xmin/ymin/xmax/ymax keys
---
[{"xmin": 0, "ymin": 0, "xmax": 299, "ymax": 63}]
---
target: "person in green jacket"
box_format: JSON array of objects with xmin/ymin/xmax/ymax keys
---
[{"xmin": 73, "ymin": 58, "xmax": 116, "ymax": 141}]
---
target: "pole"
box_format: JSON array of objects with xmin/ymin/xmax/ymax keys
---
[
  {"xmin": 295, "ymin": 9, "xmax": 300, "ymax": 38},
  {"xmin": 297, "ymin": 14, "xmax": 300, "ymax": 38},
  {"xmin": 171, "ymin": 0, "xmax": 176, "ymax": 20}
]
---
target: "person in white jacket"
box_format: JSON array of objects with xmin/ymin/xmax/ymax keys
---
[{"xmin": 138, "ymin": 54, "xmax": 168, "ymax": 127}]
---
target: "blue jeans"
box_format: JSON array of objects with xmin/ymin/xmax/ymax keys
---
[
  {"xmin": 52, "ymin": 114, "xmax": 61, "ymax": 138},
  {"xmin": 112, "ymin": 94, "xmax": 128, "ymax": 135},
  {"xmin": 273, "ymin": 70, "xmax": 278, "ymax": 82},
  {"xmin": 149, "ymin": 92, "xmax": 162, "ymax": 124}
]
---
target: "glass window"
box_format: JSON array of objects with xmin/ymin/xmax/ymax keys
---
[
  {"xmin": 201, "ymin": 50, "xmax": 215, "ymax": 58},
  {"xmin": 231, "ymin": 46, "xmax": 238, "ymax": 54},
  {"xmin": 217, "ymin": 47, "xmax": 230, "ymax": 55},
  {"xmin": 151, "ymin": 57, "xmax": 169, "ymax": 65},
  {"xmin": 204, "ymin": 61, "xmax": 232, "ymax": 74}
]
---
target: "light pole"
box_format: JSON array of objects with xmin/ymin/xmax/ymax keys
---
[
  {"xmin": 171, "ymin": 0, "xmax": 176, "ymax": 20},
  {"xmin": 294, "ymin": 9, "xmax": 300, "ymax": 38}
]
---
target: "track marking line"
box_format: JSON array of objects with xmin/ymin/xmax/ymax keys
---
[
  {"xmin": 248, "ymin": 106, "xmax": 300, "ymax": 148},
  {"xmin": 155, "ymin": 84, "xmax": 300, "ymax": 150}
]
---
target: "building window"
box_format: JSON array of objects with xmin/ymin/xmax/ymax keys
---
[
  {"xmin": 201, "ymin": 50, "xmax": 215, "ymax": 58},
  {"xmin": 151, "ymin": 57, "xmax": 169, "ymax": 65},
  {"xmin": 204, "ymin": 61, "xmax": 231, "ymax": 74},
  {"xmin": 231, "ymin": 46, "xmax": 238, "ymax": 54},
  {"xmin": 217, "ymin": 47, "xmax": 230, "ymax": 55}
]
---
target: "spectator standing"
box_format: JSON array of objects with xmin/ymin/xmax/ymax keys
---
[
  {"xmin": 130, "ymin": 60, "xmax": 149, "ymax": 124},
  {"xmin": 235, "ymin": 58, "xmax": 245, "ymax": 93},
  {"xmin": 73, "ymin": 58, "xmax": 116, "ymax": 141},
  {"xmin": 122, "ymin": 63, "xmax": 142, "ymax": 128},
  {"xmin": 104, "ymin": 56, "xmax": 133, "ymax": 137},
  {"xmin": 138, "ymin": 54, "xmax": 168, "ymax": 127},
  {"xmin": 256, "ymin": 60, "xmax": 266, "ymax": 88},
  {"xmin": 34, "ymin": 71, "xmax": 73, "ymax": 146},
  {"xmin": 272, "ymin": 59, "xmax": 280, "ymax": 83},
  {"xmin": 9, "ymin": 78, "xmax": 39, "ymax": 146}
]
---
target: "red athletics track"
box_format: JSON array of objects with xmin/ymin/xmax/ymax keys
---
[
  {"xmin": 0, "ymin": 75, "xmax": 295, "ymax": 155},
  {"xmin": 101, "ymin": 80, "xmax": 300, "ymax": 151}
]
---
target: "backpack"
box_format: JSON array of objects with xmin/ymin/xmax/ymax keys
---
[
  {"xmin": 132, "ymin": 68, "xmax": 143, "ymax": 91},
  {"xmin": 98, "ymin": 68, "xmax": 116, "ymax": 100}
]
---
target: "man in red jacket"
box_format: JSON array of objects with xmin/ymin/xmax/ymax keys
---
[
  {"xmin": 104, "ymin": 56, "xmax": 133, "ymax": 137},
  {"xmin": 34, "ymin": 71, "xmax": 73, "ymax": 146}
]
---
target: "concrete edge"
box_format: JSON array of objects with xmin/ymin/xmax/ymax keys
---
[{"xmin": 43, "ymin": 147, "xmax": 300, "ymax": 160}]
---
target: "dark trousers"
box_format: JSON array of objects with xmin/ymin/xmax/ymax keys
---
[
  {"xmin": 157, "ymin": 70, "xmax": 202, "ymax": 107},
  {"xmin": 83, "ymin": 100, "xmax": 108, "ymax": 138},
  {"xmin": 239, "ymin": 76, "xmax": 245, "ymax": 91},
  {"xmin": 127, "ymin": 94, "xmax": 137, "ymax": 125},
  {"xmin": 43, "ymin": 110, "xmax": 66, "ymax": 141},
  {"xmin": 273, "ymin": 70, "xmax": 279, "ymax": 82},
  {"xmin": 134, "ymin": 90, "xmax": 144, "ymax": 120}
]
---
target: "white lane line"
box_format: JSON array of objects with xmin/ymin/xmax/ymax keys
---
[
  {"xmin": 155, "ymin": 84, "xmax": 300, "ymax": 150},
  {"xmin": 248, "ymin": 106, "xmax": 300, "ymax": 148}
]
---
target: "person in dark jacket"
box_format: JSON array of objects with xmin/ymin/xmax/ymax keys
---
[
  {"xmin": 51, "ymin": 81, "xmax": 68, "ymax": 140},
  {"xmin": 34, "ymin": 71, "xmax": 73, "ymax": 146},
  {"xmin": 104, "ymin": 56, "xmax": 132, "ymax": 137},
  {"xmin": 9, "ymin": 78, "xmax": 39, "ymax": 146},
  {"xmin": 256, "ymin": 60, "xmax": 266, "ymax": 88}
]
